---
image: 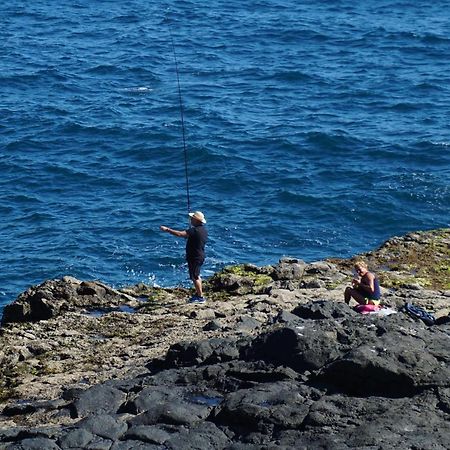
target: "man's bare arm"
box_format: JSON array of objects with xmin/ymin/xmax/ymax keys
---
[{"xmin": 160, "ymin": 226, "xmax": 188, "ymax": 238}]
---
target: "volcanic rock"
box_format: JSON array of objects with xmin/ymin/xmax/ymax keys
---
[{"xmin": 0, "ymin": 228, "xmax": 449, "ymax": 449}]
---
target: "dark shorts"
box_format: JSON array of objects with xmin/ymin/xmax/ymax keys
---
[
  {"xmin": 356, "ymin": 288, "xmax": 380, "ymax": 301},
  {"xmin": 187, "ymin": 259, "xmax": 204, "ymax": 281}
]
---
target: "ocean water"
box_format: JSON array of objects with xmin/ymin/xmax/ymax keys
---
[{"xmin": 1, "ymin": 0, "xmax": 449, "ymax": 312}]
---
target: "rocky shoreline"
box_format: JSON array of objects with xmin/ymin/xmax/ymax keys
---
[{"xmin": 0, "ymin": 228, "xmax": 449, "ymax": 449}]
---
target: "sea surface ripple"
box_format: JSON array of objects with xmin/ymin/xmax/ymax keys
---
[{"xmin": 1, "ymin": 0, "xmax": 449, "ymax": 312}]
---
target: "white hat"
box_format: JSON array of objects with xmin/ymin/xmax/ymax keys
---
[{"xmin": 189, "ymin": 211, "xmax": 206, "ymax": 224}]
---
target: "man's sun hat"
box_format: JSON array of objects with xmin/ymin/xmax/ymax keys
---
[{"xmin": 189, "ymin": 211, "xmax": 206, "ymax": 224}]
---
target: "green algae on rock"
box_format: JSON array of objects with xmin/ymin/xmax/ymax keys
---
[
  {"xmin": 329, "ymin": 228, "xmax": 450, "ymax": 290},
  {"xmin": 0, "ymin": 227, "xmax": 449, "ymax": 425},
  {"xmin": 207, "ymin": 264, "xmax": 274, "ymax": 295}
]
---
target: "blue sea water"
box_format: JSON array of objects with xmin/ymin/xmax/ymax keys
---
[{"xmin": 1, "ymin": 0, "xmax": 449, "ymax": 313}]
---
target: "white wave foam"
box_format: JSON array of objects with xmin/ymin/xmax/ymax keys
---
[
  {"xmin": 123, "ymin": 87, "xmax": 153, "ymax": 93},
  {"xmin": 430, "ymin": 141, "xmax": 450, "ymax": 146}
]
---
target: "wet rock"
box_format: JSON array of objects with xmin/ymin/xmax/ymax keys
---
[{"xmin": 1, "ymin": 278, "xmax": 133, "ymax": 324}]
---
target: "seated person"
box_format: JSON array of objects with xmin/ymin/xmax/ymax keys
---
[{"xmin": 344, "ymin": 260, "xmax": 381, "ymax": 306}]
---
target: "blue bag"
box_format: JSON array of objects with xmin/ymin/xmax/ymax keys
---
[{"xmin": 403, "ymin": 303, "xmax": 436, "ymax": 326}]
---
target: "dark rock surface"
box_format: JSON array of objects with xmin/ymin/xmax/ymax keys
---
[
  {"xmin": 0, "ymin": 228, "xmax": 449, "ymax": 449},
  {"xmin": 1, "ymin": 278, "xmax": 136, "ymax": 325},
  {"xmin": 1, "ymin": 299, "xmax": 449, "ymax": 449}
]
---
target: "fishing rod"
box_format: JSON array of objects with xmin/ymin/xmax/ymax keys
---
[{"xmin": 167, "ymin": 19, "xmax": 191, "ymax": 217}]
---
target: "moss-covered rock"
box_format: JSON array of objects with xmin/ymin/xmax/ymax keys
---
[
  {"xmin": 207, "ymin": 264, "xmax": 274, "ymax": 295},
  {"xmin": 329, "ymin": 228, "xmax": 450, "ymax": 290},
  {"xmin": 0, "ymin": 227, "xmax": 448, "ymax": 420}
]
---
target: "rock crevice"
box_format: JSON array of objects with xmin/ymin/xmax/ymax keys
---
[{"xmin": 0, "ymin": 228, "xmax": 449, "ymax": 449}]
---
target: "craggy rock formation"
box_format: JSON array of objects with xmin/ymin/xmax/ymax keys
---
[
  {"xmin": 0, "ymin": 228, "xmax": 449, "ymax": 449},
  {"xmin": 1, "ymin": 302, "xmax": 449, "ymax": 449},
  {"xmin": 1, "ymin": 278, "xmax": 137, "ymax": 324},
  {"xmin": 329, "ymin": 227, "xmax": 450, "ymax": 292}
]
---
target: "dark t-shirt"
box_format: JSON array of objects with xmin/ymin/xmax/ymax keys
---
[
  {"xmin": 185, "ymin": 224, "xmax": 208, "ymax": 261},
  {"xmin": 357, "ymin": 274, "xmax": 381, "ymax": 300}
]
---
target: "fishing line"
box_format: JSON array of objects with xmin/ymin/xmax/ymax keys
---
[{"xmin": 167, "ymin": 19, "xmax": 191, "ymax": 216}]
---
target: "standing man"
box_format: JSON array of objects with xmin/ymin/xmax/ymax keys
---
[{"xmin": 160, "ymin": 211, "xmax": 208, "ymax": 303}]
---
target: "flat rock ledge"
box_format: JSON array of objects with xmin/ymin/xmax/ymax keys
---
[{"xmin": 0, "ymin": 228, "xmax": 449, "ymax": 449}]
